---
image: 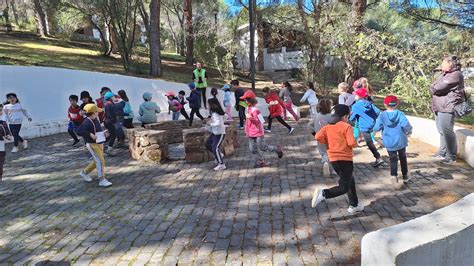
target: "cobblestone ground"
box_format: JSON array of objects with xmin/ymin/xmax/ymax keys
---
[{"xmin": 1, "ymin": 120, "xmax": 473, "ymax": 265}]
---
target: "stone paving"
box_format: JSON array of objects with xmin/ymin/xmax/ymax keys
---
[{"xmin": 0, "ymin": 120, "xmax": 473, "ymax": 265}]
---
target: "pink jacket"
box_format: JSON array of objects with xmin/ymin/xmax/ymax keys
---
[{"xmin": 245, "ymin": 106, "xmax": 264, "ymax": 138}]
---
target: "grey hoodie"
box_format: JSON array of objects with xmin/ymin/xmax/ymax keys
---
[{"xmin": 138, "ymin": 101, "xmax": 161, "ymax": 124}]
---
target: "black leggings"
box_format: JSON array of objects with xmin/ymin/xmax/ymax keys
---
[
  {"xmin": 388, "ymin": 148, "xmax": 408, "ymax": 177},
  {"xmin": 200, "ymin": 88, "xmax": 207, "ymax": 108},
  {"xmin": 123, "ymin": 118, "xmax": 134, "ymax": 129},
  {"xmin": 267, "ymin": 115, "xmax": 291, "ymax": 130},
  {"xmin": 180, "ymin": 108, "xmax": 190, "ymax": 120},
  {"xmin": 189, "ymin": 107, "xmax": 204, "ymax": 126},
  {"xmin": 104, "ymin": 121, "xmax": 117, "ymax": 148},
  {"xmin": 237, "ymin": 105, "xmax": 246, "ymax": 127},
  {"xmin": 323, "ymin": 161, "xmax": 358, "ymax": 207},
  {"xmin": 9, "ymin": 124, "xmax": 24, "ymax": 147}
]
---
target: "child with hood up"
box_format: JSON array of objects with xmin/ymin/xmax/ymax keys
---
[{"xmin": 138, "ymin": 92, "xmax": 161, "ymax": 127}]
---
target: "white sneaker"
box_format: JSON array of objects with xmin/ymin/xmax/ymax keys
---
[
  {"xmin": 99, "ymin": 179, "xmax": 112, "ymax": 187},
  {"xmin": 311, "ymin": 187, "xmax": 325, "ymax": 208},
  {"xmin": 322, "ymin": 162, "xmax": 330, "ymax": 178},
  {"xmin": 22, "ymin": 140, "xmax": 28, "ymax": 149},
  {"xmin": 214, "ymin": 164, "xmax": 226, "ymax": 171},
  {"xmin": 105, "ymin": 146, "xmax": 115, "ymax": 156},
  {"xmin": 11, "ymin": 147, "xmax": 19, "ymax": 153},
  {"xmin": 288, "ymin": 128, "xmax": 295, "ymax": 134},
  {"xmin": 347, "ymin": 205, "xmax": 364, "ymax": 214},
  {"xmin": 79, "ymin": 171, "xmax": 93, "ymax": 182}
]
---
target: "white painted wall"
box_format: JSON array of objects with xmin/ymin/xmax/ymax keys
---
[
  {"xmin": 0, "ymin": 66, "xmax": 276, "ymax": 139},
  {"xmin": 407, "ymin": 116, "xmax": 474, "ymax": 168}
]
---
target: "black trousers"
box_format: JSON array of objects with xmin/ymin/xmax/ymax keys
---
[
  {"xmin": 180, "ymin": 108, "xmax": 190, "ymax": 120},
  {"xmin": 388, "ymin": 148, "xmax": 408, "ymax": 177},
  {"xmin": 9, "ymin": 124, "xmax": 23, "ymax": 147},
  {"xmin": 205, "ymin": 134, "xmax": 225, "ymax": 164},
  {"xmin": 68, "ymin": 128, "xmax": 79, "ymax": 142},
  {"xmin": 323, "ymin": 161, "xmax": 358, "ymax": 207},
  {"xmin": 237, "ymin": 105, "xmax": 246, "ymax": 127},
  {"xmin": 104, "ymin": 121, "xmax": 117, "ymax": 148},
  {"xmin": 123, "ymin": 118, "xmax": 134, "ymax": 129},
  {"xmin": 267, "ymin": 115, "xmax": 291, "ymax": 130},
  {"xmin": 189, "ymin": 107, "xmax": 204, "ymax": 126},
  {"xmin": 362, "ymin": 131, "xmax": 380, "ymax": 159},
  {"xmin": 200, "ymin": 87, "xmax": 207, "ymax": 108},
  {"xmin": 0, "ymin": 151, "xmax": 5, "ymax": 180}
]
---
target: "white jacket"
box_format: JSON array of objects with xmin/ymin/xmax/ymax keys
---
[
  {"xmin": 300, "ymin": 89, "xmax": 319, "ymax": 106},
  {"xmin": 207, "ymin": 112, "xmax": 226, "ymax": 135},
  {"xmin": 2, "ymin": 103, "xmax": 31, "ymax": 124}
]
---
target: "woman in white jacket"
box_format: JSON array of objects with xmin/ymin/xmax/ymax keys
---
[
  {"xmin": 300, "ymin": 82, "xmax": 319, "ymax": 118},
  {"xmin": 3, "ymin": 93, "xmax": 32, "ymax": 152},
  {"xmin": 205, "ymin": 98, "xmax": 226, "ymax": 171}
]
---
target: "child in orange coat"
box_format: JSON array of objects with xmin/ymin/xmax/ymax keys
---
[{"xmin": 311, "ymin": 104, "xmax": 363, "ymax": 214}]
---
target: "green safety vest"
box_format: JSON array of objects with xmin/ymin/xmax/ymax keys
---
[{"xmin": 193, "ymin": 69, "xmax": 208, "ymax": 88}]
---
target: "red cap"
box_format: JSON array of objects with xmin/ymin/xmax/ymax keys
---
[
  {"xmin": 384, "ymin": 95, "xmax": 398, "ymax": 106},
  {"xmin": 165, "ymin": 91, "xmax": 175, "ymax": 97},
  {"xmin": 240, "ymin": 90, "xmax": 256, "ymax": 100},
  {"xmin": 354, "ymin": 88, "xmax": 368, "ymax": 98}
]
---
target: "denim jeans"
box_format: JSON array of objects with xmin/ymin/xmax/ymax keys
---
[
  {"xmin": 323, "ymin": 161, "xmax": 358, "ymax": 207},
  {"xmin": 388, "ymin": 148, "xmax": 408, "ymax": 177},
  {"xmin": 435, "ymin": 112, "xmax": 457, "ymax": 160},
  {"xmin": 172, "ymin": 111, "xmax": 180, "ymax": 121},
  {"xmin": 104, "ymin": 121, "xmax": 117, "ymax": 148}
]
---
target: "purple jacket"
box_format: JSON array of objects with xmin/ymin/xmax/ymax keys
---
[{"xmin": 430, "ymin": 69, "xmax": 464, "ymax": 113}]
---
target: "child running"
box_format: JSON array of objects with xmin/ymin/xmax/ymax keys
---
[
  {"xmin": 187, "ymin": 83, "xmax": 205, "ymax": 126},
  {"xmin": 118, "ymin": 90, "xmax": 134, "ymax": 129},
  {"xmin": 300, "ymin": 82, "xmax": 319, "ymax": 118},
  {"xmin": 349, "ymin": 88, "xmax": 383, "ymax": 167},
  {"xmin": 76, "ymin": 104, "xmax": 112, "ymax": 187},
  {"xmin": 103, "ymin": 91, "xmax": 125, "ymax": 154},
  {"xmin": 241, "ymin": 90, "xmax": 283, "ymax": 167},
  {"xmin": 0, "ymin": 106, "xmax": 12, "ymax": 181},
  {"xmin": 165, "ymin": 91, "xmax": 182, "ymax": 121},
  {"xmin": 96, "ymin": 87, "xmax": 110, "ymax": 123},
  {"xmin": 223, "ymin": 84, "xmax": 233, "ymax": 121},
  {"xmin": 2, "ymin": 93, "xmax": 32, "ymax": 153},
  {"xmin": 262, "ymin": 87, "xmax": 294, "ymax": 134},
  {"xmin": 338, "ymin": 82, "xmax": 353, "ymax": 106},
  {"xmin": 308, "ymin": 99, "xmax": 336, "ymax": 178},
  {"xmin": 374, "ymin": 95, "xmax": 412, "ymax": 189},
  {"xmin": 279, "ymin": 81, "xmax": 299, "ymax": 121},
  {"xmin": 178, "ymin": 91, "xmax": 190, "ymax": 120},
  {"xmin": 312, "ymin": 104, "xmax": 363, "ymax": 214},
  {"xmin": 205, "ymin": 98, "xmax": 227, "ymax": 171},
  {"xmin": 68, "ymin": 95, "xmax": 83, "ymax": 146},
  {"xmin": 138, "ymin": 92, "xmax": 161, "ymax": 127}
]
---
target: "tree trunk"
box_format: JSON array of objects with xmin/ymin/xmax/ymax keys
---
[
  {"xmin": 9, "ymin": 0, "xmax": 19, "ymax": 26},
  {"xmin": 32, "ymin": 0, "xmax": 48, "ymax": 36},
  {"xmin": 344, "ymin": 0, "xmax": 367, "ymax": 83},
  {"xmin": 256, "ymin": 16, "xmax": 264, "ymax": 71},
  {"xmin": 139, "ymin": 2, "xmax": 150, "ymax": 38},
  {"xmin": 248, "ymin": 0, "xmax": 256, "ymax": 90},
  {"xmin": 149, "ymin": 0, "xmax": 162, "ymax": 77},
  {"xmin": 184, "ymin": 0, "xmax": 193, "ymax": 65}
]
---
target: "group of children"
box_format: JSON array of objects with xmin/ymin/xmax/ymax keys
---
[{"xmin": 311, "ymin": 78, "xmax": 412, "ymax": 214}]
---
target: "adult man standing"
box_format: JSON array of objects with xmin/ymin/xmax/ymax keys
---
[{"xmin": 193, "ymin": 62, "xmax": 208, "ymax": 109}]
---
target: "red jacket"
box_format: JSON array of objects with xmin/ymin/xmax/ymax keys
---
[
  {"xmin": 96, "ymin": 97, "xmax": 105, "ymax": 123},
  {"xmin": 68, "ymin": 105, "xmax": 83, "ymax": 124},
  {"xmin": 265, "ymin": 92, "xmax": 284, "ymax": 118}
]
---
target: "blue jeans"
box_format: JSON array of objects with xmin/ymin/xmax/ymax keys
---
[
  {"xmin": 115, "ymin": 122, "xmax": 125, "ymax": 142},
  {"xmin": 172, "ymin": 111, "xmax": 180, "ymax": 121}
]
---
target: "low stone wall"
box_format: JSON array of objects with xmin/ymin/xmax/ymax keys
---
[
  {"xmin": 127, "ymin": 128, "xmax": 169, "ymax": 163},
  {"xmin": 361, "ymin": 193, "xmax": 474, "ymax": 266},
  {"xmin": 183, "ymin": 123, "xmax": 237, "ymax": 163},
  {"xmin": 128, "ymin": 120, "xmax": 237, "ymax": 163},
  {"xmin": 144, "ymin": 120, "xmax": 202, "ymax": 144}
]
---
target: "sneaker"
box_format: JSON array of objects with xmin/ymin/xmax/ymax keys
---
[
  {"xmin": 441, "ymin": 158, "xmax": 456, "ymax": 165},
  {"xmin": 431, "ymin": 154, "xmax": 445, "ymax": 160},
  {"xmin": 237, "ymin": 126, "xmax": 244, "ymax": 130},
  {"xmin": 371, "ymin": 158, "xmax": 384, "ymax": 167},
  {"xmin": 99, "ymin": 179, "xmax": 112, "ymax": 187},
  {"xmin": 311, "ymin": 187, "xmax": 325, "ymax": 208},
  {"xmin": 214, "ymin": 164, "xmax": 227, "ymax": 171},
  {"xmin": 322, "ymin": 162, "xmax": 330, "ymax": 178},
  {"xmin": 391, "ymin": 175, "xmax": 403, "ymax": 190},
  {"xmin": 276, "ymin": 145, "xmax": 283, "ymax": 158},
  {"xmin": 402, "ymin": 176, "xmax": 412, "ymax": 185},
  {"xmin": 11, "ymin": 147, "xmax": 19, "ymax": 153},
  {"xmin": 22, "ymin": 140, "xmax": 28, "ymax": 149},
  {"xmin": 264, "ymin": 128, "xmax": 272, "ymax": 133},
  {"xmin": 288, "ymin": 128, "xmax": 295, "ymax": 135},
  {"xmin": 105, "ymin": 146, "xmax": 115, "ymax": 156},
  {"xmin": 255, "ymin": 160, "xmax": 270, "ymax": 168},
  {"xmin": 72, "ymin": 140, "xmax": 80, "ymax": 146},
  {"xmin": 80, "ymin": 171, "xmax": 93, "ymax": 182},
  {"xmin": 347, "ymin": 205, "xmax": 364, "ymax": 214}
]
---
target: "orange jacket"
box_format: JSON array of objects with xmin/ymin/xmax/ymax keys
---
[{"xmin": 315, "ymin": 121, "xmax": 357, "ymax": 162}]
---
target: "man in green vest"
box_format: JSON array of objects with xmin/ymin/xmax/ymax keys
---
[{"xmin": 193, "ymin": 62, "xmax": 208, "ymax": 109}]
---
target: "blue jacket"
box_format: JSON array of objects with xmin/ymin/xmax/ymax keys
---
[
  {"xmin": 349, "ymin": 99, "xmax": 380, "ymax": 132},
  {"xmin": 374, "ymin": 110, "xmax": 412, "ymax": 151},
  {"xmin": 138, "ymin": 101, "xmax": 161, "ymax": 124},
  {"xmin": 123, "ymin": 101, "xmax": 134, "ymax": 119},
  {"xmin": 224, "ymin": 91, "xmax": 232, "ymax": 107},
  {"xmin": 187, "ymin": 90, "xmax": 201, "ymax": 109}
]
